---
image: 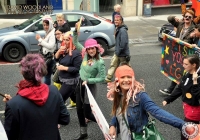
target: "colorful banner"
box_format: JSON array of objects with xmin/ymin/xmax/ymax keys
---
[
  {"xmin": 161, "ymin": 33, "xmax": 200, "ymax": 84},
  {"xmin": 0, "ymin": 121, "xmax": 8, "ymax": 140},
  {"xmin": 85, "ymin": 84, "xmax": 114, "ymax": 140}
]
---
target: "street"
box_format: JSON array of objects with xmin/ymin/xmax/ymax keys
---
[
  {"xmin": 0, "ymin": 43, "xmax": 184, "ymax": 140},
  {"xmin": 0, "ymin": 15, "xmax": 184, "ymax": 140}
]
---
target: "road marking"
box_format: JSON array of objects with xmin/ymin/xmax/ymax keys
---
[{"xmin": 0, "ymin": 63, "xmax": 19, "ymax": 65}]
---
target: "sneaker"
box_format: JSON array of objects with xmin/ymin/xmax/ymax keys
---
[
  {"xmin": 67, "ymin": 104, "xmax": 76, "ymax": 110},
  {"xmin": 159, "ymin": 89, "xmax": 171, "ymax": 95}
]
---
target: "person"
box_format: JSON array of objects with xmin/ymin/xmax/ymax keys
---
[
  {"xmin": 162, "ymin": 54, "xmax": 200, "ymax": 140},
  {"xmin": 53, "ymin": 27, "xmax": 77, "ymax": 109},
  {"xmin": 112, "ymin": 4, "xmax": 121, "ymax": 24},
  {"xmin": 73, "ymin": 23, "xmax": 106, "ymax": 140},
  {"xmin": 191, "ymin": 24, "xmax": 200, "ymax": 48},
  {"xmin": 3, "ymin": 54, "xmax": 70, "ymax": 140},
  {"xmin": 36, "ymin": 15, "xmax": 56, "ymax": 85},
  {"xmin": 105, "ymin": 14, "xmax": 130, "ymax": 82},
  {"xmin": 54, "ymin": 13, "xmax": 71, "ymax": 33},
  {"xmin": 181, "ymin": 1, "xmax": 200, "ymax": 24},
  {"xmin": 54, "ymin": 31, "xmax": 82, "ymax": 104},
  {"xmin": 159, "ymin": 9, "xmax": 196, "ymax": 95},
  {"xmin": 107, "ymin": 65, "xmax": 186, "ymax": 140}
]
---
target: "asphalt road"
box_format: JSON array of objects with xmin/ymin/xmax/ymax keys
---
[{"xmin": 0, "ymin": 42, "xmax": 184, "ymax": 140}]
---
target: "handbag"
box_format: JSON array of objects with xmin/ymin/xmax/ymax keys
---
[
  {"xmin": 39, "ymin": 49, "xmax": 53, "ymax": 66},
  {"xmin": 52, "ymin": 69, "xmax": 60, "ymax": 83},
  {"xmin": 123, "ymin": 114, "xmax": 165, "ymax": 140}
]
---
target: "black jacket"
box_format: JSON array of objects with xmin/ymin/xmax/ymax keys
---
[
  {"xmin": 54, "ymin": 21, "xmax": 71, "ymax": 33},
  {"xmin": 4, "ymin": 85, "xmax": 70, "ymax": 140},
  {"xmin": 164, "ymin": 73, "xmax": 200, "ymax": 106},
  {"xmin": 167, "ymin": 16, "xmax": 196, "ymax": 44},
  {"xmin": 115, "ymin": 25, "xmax": 130, "ymax": 57}
]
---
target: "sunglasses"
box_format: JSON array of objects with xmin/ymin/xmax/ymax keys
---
[{"xmin": 184, "ymin": 15, "xmax": 192, "ymax": 19}]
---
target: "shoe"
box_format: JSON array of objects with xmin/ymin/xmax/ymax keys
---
[
  {"xmin": 67, "ymin": 104, "xmax": 76, "ymax": 110},
  {"xmin": 159, "ymin": 89, "xmax": 171, "ymax": 95},
  {"xmin": 73, "ymin": 127, "xmax": 88, "ymax": 140}
]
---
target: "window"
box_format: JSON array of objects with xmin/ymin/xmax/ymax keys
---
[
  {"xmin": 85, "ymin": 15, "xmax": 101, "ymax": 26},
  {"xmin": 65, "ymin": 14, "xmax": 89, "ymax": 27}
]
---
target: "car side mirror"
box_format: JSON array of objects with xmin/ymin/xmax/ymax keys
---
[{"xmin": 31, "ymin": 25, "xmax": 38, "ymax": 32}]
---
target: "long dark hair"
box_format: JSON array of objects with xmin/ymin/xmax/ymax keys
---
[{"xmin": 184, "ymin": 54, "xmax": 200, "ymax": 70}]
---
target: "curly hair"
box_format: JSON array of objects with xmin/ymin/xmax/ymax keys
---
[{"xmin": 19, "ymin": 54, "xmax": 47, "ymax": 84}]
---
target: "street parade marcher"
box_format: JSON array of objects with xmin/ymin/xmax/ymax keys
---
[
  {"xmin": 3, "ymin": 54, "xmax": 70, "ymax": 140},
  {"xmin": 105, "ymin": 14, "xmax": 130, "ymax": 82},
  {"xmin": 54, "ymin": 31, "xmax": 82, "ymax": 104},
  {"xmin": 112, "ymin": 4, "xmax": 121, "ymax": 24},
  {"xmin": 36, "ymin": 15, "xmax": 56, "ymax": 85},
  {"xmin": 191, "ymin": 24, "xmax": 200, "ymax": 48},
  {"xmin": 73, "ymin": 22, "xmax": 106, "ymax": 140},
  {"xmin": 53, "ymin": 16, "xmax": 76, "ymax": 109},
  {"xmin": 163, "ymin": 54, "xmax": 200, "ymax": 140},
  {"xmin": 107, "ymin": 65, "xmax": 187, "ymax": 140},
  {"xmin": 54, "ymin": 13, "xmax": 71, "ymax": 32},
  {"xmin": 159, "ymin": 9, "xmax": 196, "ymax": 95}
]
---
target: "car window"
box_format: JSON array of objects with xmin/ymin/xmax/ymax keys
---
[
  {"xmin": 17, "ymin": 14, "xmax": 43, "ymax": 30},
  {"xmin": 85, "ymin": 15, "xmax": 101, "ymax": 26},
  {"xmin": 65, "ymin": 14, "xmax": 89, "ymax": 27}
]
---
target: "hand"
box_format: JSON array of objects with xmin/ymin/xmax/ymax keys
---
[
  {"xmin": 109, "ymin": 126, "xmax": 116, "ymax": 139},
  {"xmin": 107, "ymin": 82, "xmax": 115, "ymax": 101},
  {"xmin": 58, "ymin": 46, "xmax": 66, "ymax": 54},
  {"xmin": 3, "ymin": 94, "xmax": 12, "ymax": 102},
  {"xmin": 35, "ymin": 34, "xmax": 41, "ymax": 40},
  {"xmin": 162, "ymin": 101, "xmax": 167, "ymax": 106},
  {"xmin": 193, "ymin": 71, "xmax": 198, "ymax": 81},
  {"xmin": 57, "ymin": 65, "xmax": 68, "ymax": 71},
  {"xmin": 82, "ymin": 81, "xmax": 87, "ymax": 85},
  {"xmin": 191, "ymin": 44, "xmax": 197, "ymax": 48},
  {"xmin": 190, "ymin": 32, "xmax": 196, "ymax": 38}
]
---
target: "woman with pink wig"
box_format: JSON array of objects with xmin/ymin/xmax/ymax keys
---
[
  {"xmin": 107, "ymin": 64, "xmax": 187, "ymax": 140},
  {"xmin": 72, "ymin": 23, "xmax": 106, "ymax": 140}
]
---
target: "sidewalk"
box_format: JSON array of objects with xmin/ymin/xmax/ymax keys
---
[{"xmin": 0, "ymin": 14, "xmax": 183, "ymax": 44}]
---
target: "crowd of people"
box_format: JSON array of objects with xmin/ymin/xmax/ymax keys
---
[{"xmin": 2, "ymin": 3, "xmax": 200, "ymax": 140}]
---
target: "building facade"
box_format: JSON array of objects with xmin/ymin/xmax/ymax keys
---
[{"xmin": 0, "ymin": 0, "xmax": 196, "ymax": 16}]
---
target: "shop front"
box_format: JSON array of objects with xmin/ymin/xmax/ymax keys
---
[{"xmin": 0, "ymin": 0, "xmax": 61, "ymax": 14}]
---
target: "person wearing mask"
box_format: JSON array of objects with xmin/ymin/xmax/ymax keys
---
[
  {"xmin": 54, "ymin": 31, "xmax": 82, "ymax": 105},
  {"xmin": 36, "ymin": 15, "xmax": 56, "ymax": 85},
  {"xmin": 159, "ymin": 9, "xmax": 196, "ymax": 95},
  {"xmin": 105, "ymin": 14, "xmax": 130, "ymax": 82},
  {"xmin": 54, "ymin": 13, "xmax": 71, "ymax": 33},
  {"xmin": 3, "ymin": 54, "xmax": 70, "ymax": 140},
  {"xmin": 163, "ymin": 54, "xmax": 200, "ymax": 140},
  {"xmin": 73, "ymin": 23, "xmax": 106, "ymax": 140},
  {"xmin": 107, "ymin": 65, "xmax": 187, "ymax": 140}
]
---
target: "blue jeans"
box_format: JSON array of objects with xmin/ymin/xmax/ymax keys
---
[{"xmin": 44, "ymin": 59, "xmax": 54, "ymax": 85}]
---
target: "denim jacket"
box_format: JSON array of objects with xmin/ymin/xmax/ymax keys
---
[{"xmin": 110, "ymin": 92, "xmax": 184, "ymax": 134}]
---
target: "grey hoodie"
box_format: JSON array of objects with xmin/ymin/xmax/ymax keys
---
[{"xmin": 115, "ymin": 24, "xmax": 130, "ymax": 57}]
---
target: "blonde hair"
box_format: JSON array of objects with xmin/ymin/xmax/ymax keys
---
[
  {"xmin": 114, "ymin": 4, "xmax": 121, "ymax": 11},
  {"xmin": 56, "ymin": 13, "xmax": 65, "ymax": 19}
]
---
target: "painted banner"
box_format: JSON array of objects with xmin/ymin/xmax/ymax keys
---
[
  {"xmin": 85, "ymin": 84, "xmax": 114, "ymax": 140},
  {"xmin": 0, "ymin": 121, "xmax": 8, "ymax": 140},
  {"xmin": 161, "ymin": 33, "xmax": 200, "ymax": 84}
]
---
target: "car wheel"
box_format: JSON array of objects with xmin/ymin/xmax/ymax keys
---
[
  {"xmin": 3, "ymin": 43, "xmax": 26, "ymax": 62},
  {"xmin": 96, "ymin": 39, "xmax": 107, "ymax": 56}
]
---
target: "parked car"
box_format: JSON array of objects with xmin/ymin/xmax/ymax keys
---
[
  {"xmin": 158, "ymin": 22, "xmax": 176, "ymax": 42},
  {"xmin": 0, "ymin": 10, "xmax": 115, "ymax": 62}
]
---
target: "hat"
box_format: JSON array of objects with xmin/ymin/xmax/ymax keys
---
[
  {"xmin": 82, "ymin": 39, "xmax": 104, "ymax": 57},
  {"xmin": 115, "ymin": 65, "xmax": 135, "ymax": 80}
]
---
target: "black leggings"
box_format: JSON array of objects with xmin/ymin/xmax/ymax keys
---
[
  {"xmin": 59, "ymin": 83, "xmax": 76, "ymax": 102},
  {"xmin": 76, "ymin": 81, "xmax": 96, "ymax": 127},
  {"xmin": 181, "ymin": 117, "xmax": 200, "ymax": 140}
]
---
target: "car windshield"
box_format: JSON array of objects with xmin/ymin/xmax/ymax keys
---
[{"xmin": 16, "ymin": 14, "xmax": 43, "ymax": 30}]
